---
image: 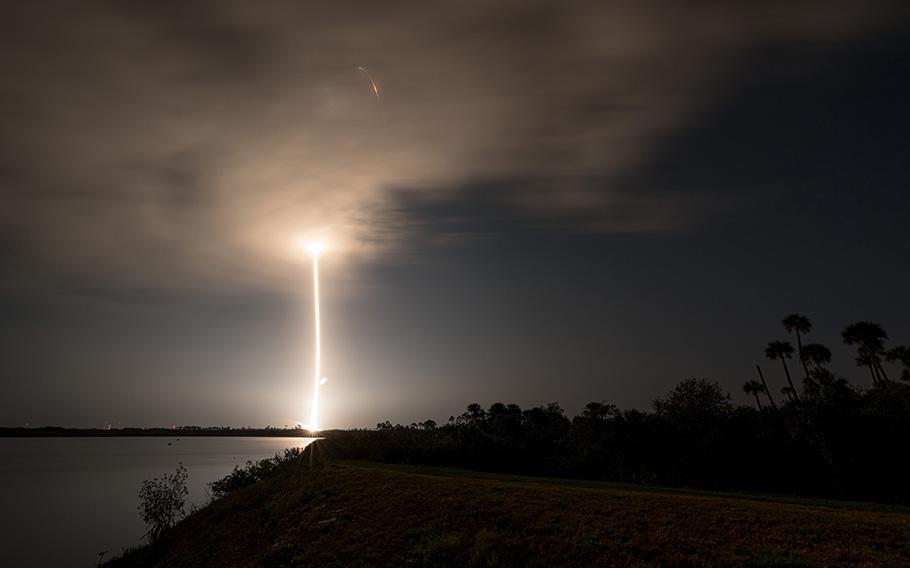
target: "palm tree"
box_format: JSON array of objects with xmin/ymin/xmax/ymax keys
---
[
  {"xmin": 800, "ymin": 343, "xmax": 832, "ymax": 371},
  {"xmin": 842, "ymin": 321, "xmax": 889, "ymax": 385},
  {"xmin": 755, "ymin": 364, "xmax": 778, "ymax": 409},
  {"xmin": 877, "ymin": 358, "xmax": 891, "ymax": 382},
  {"xmin": 783, "ymin": 314, "xmax": 812, "ymax": 381},
  {"xmin": 766, "ymin": 340, "xmax": 799, "ymax": 402},
  {"xmin": 854, "ymin": 351, "xmax": 879, "ymax": 385},
  {"xmin": 742, "ymin": 380, "xmax": 765, "ymax": 410}
]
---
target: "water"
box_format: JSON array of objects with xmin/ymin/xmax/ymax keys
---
[{"xmin": 0, "ymin": 436, "xmax": 315, "ymax": 567}]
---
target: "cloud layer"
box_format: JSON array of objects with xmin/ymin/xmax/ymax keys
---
[{"xmin": 1, "ymin": 0, "xmax": 900, "ymax": 295}]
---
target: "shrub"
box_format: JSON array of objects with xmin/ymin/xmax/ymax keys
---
[
  {"xmin": 138, "ymin": 464, "xmax": 188, "ymax": 542},
  {"xmin": 209, "ymin": 447, "xmax": 304, "ymax": 499}
]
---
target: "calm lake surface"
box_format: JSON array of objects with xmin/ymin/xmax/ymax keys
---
[{"xmin": 0, "ymin": 436, "xmax": 315, "ymax": 567}]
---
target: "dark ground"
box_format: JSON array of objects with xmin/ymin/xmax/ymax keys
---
[{"xmin": 107, "ymin": 460, "xmax": 910, "ymax": 568}]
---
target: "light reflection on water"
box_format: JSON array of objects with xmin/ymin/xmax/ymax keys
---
[{"xmin": 0, "ymin": 436, "xmax": 315, "ymax": 567}]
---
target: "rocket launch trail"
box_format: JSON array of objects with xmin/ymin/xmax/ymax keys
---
[{"xmin": 305, "ymin": 241, "xmax": 325, "ymax": 430}]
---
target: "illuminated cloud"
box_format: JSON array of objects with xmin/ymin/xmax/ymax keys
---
[{"xmin": 1, "ymin": 0, "xmax": 902, "ymax": 297}]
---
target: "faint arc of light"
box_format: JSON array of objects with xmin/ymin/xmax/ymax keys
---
[{"xmin": 357, "ymin": 66, "xmax": 381, "ymax": 98}]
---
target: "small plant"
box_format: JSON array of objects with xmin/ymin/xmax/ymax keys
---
[{"xmin": 138, "ymin": 463, "xmax": 189, "ymax": 542}]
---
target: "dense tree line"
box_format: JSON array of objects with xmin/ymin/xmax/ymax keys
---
[{"xmin": 324, "ymin": 316, "xmax": 910, "ymax": 503}]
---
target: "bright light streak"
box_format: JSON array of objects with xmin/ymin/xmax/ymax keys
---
[
  {"xmin": 304, "ymin": 241, "xmax": 326, "ymax": 431},
  {"xmin": 307, "ymin": 240, "xmax": 326, "ymax": 255},
  {"xmin": 356, "ymin": 66, "xmax": 381, "ymax": 99}
]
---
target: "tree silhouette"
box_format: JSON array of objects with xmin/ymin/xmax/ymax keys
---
[
  {"xmin": 742, "ymin": 380, "xmax": 765, "ymax": 410},
  {"xmin": 802, "ymin": 368, "xmax": 855, "ymax": 404},
  {"xmin": 842, "ymin": 322, "xmax": 889, "ymax": 385},
  {"xmin": 800, "ymin": 343, "xmax": 832, "ymax": 371},
  {"xmin": 755, "ymin": 364, "xmax": 778, "ymax": 409},
  {"xmin": 331, "ymin": 361, "xmax": 910, "ymax": 503},
  {"xmin": 464, "ymin": 403, "xmax": 486, "ymax": 422},
  {"xmin": 783, "ymin": 314, "xmax": 813, "ymax": 382},
  {"xmin": 653, "ymin": 378, "xmax": 732, "ymax": 420},
  {"xmin": 766, "ymin": 341, "xmax": 799, "ymax": 402},
  {"xmin": 580, "ymin": 401, "xmax": 619, "ymax": 420},
  {"xmin": 885, "ymin": 346, "xmax": 910, "ymax": 381}
]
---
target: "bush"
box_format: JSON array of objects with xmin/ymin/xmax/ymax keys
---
[
  {"xmin": 138, "ymin": 464, "xmax": 188, "ymax": 542},
  {"xmin": 209, "ymin": 447, "xmax": 304, "ymax": 499}
]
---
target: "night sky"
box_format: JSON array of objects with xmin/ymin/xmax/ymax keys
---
[{"xmin": 2, "ymin": 1, "xmax": 908, "ymax": 428}]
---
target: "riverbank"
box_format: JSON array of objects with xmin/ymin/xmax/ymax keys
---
[{"xmin": 107, "ymin": 459, "xmax": 910, "ymax": 567}]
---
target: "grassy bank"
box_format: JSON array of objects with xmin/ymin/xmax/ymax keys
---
[{"xmin": 109, "ymin": 454, "xmax": 910, "ymax": 567}]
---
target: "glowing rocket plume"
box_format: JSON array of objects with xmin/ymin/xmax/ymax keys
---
[
  {"xmin": 357, "ymin": 66, "xmax": 380, "ymax": 98},
  {"xmin": 304, "ymin": 241, "xmax": 325, "ymax": 430}
]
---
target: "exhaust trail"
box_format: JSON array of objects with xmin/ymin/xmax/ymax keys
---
[
  {"xmin": 357, "ymin": 66, "xmax": 380, "ymax": 98},
  {"xmin": 305, "ymin": 242, "xmax": 325, "ymax": 430}
]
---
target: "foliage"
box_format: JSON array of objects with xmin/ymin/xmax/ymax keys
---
[
  {"xmin": 328, "ymin": 308, "xmax": 910, "ymax": 503},
  {"xmin": 801, "ymin": 343, "xmax": 832, "ymax": 369},
  {"xmin": 209, "ymin": 447, "xmax": 304, "ymax": 499},
  {"xmin": 322, "ymin": 314, "xmax": 910, "ymax": 503},
  {"xmin": 654, "ymin": 378, "xmax": 732, "ymax": 420},
  {"xmin": 137, "ymin": 464, "xmax": 189, "ymax": 542},
  {"xmin": 885, "ymin": 345, "xmax": 910, "ymax": 381},
  {"xmin": 325, "ymin": 376, "xmax": 910, "ymax": 503},
  {"xmin": 842, "ymin": 321, "xmax": 890, "ymax": 384}
]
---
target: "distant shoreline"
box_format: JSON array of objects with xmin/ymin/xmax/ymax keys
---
[{"xmin": 0, "ymin": 427, "xmax": 324, "ymax": 437}]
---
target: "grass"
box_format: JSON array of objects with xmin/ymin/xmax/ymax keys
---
[
  {"xmin": 107, "ymin": 458, "xmax": 910, "ymax": 567},
  {"xmin": 346, "ymin": 461, "xmax": 910, "ymax": 514}
]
